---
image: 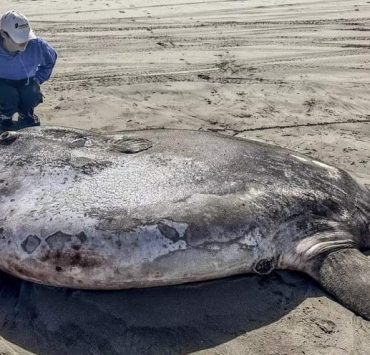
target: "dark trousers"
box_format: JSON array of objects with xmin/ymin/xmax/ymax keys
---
[{"xmin": 0, "ymin": 78, "xmax": 43, "ymax": 117}]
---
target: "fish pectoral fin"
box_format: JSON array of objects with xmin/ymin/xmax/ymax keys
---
[{"xmin": 308, "ymin": 248, "xmax": 370, "ymax": 320}]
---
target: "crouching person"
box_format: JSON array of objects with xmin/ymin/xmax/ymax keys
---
[{"xmin": 0, "ymin": 10, "xmax": 57, "ymax": 127}]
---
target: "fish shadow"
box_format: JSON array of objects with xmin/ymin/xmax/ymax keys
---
[{"xmin": 0, "ymin": 271, "xmax": 322, "ymax": 355}]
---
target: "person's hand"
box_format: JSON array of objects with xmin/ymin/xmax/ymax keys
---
[
  {"xmin": 33, "ymin": 77, "xmax": 41, "ymax": 86},
  {"xmin": 30, "ymin": 78, "xmax": 44, "ymax": 101}
]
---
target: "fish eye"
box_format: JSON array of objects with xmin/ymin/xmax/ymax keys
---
[{"xmin": 0, "ymin": 131, "xmax": 19, "ymax": 145}]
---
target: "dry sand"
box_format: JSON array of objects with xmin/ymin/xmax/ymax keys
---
[{"xmin": 0, "ymin": 0, "xmax": 369, "ymax": 354}]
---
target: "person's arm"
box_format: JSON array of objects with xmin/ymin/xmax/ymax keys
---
[{"xmin": 34, "ymin": 39, "xmax": 57, "ymax": 85}]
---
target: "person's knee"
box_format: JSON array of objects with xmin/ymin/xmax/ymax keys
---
[
  {"xmin": 0, "ymin": 81, "xmax": 19, "ymax": 116},
  {"xmin": 18, "ymin": 79, "xmax": 43, "ymax": 112}
]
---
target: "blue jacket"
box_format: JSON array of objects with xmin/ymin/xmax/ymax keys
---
[{"xmin": 0, "ymin": 37, "xmax": 57, "ymax": 84}]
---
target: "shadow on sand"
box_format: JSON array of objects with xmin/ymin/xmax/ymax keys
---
[{"xmin": 0, "ymin": 271, "xmax": 323, "ymax": 355}]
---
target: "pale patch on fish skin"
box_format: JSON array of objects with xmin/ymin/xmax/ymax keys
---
[
  {"xmin": 238, "ymin": 228, "xmax": 263, "ymax": 248},
  {"xmin": 311, "ymin": 160, "xmax": 334, "ymax": 170},
  {"xmin": 125, "ymin": 224, "xmax": 188, "ymax": 264},
  {"xmin": 311, "ymin": 160, "xmax": 341, "ymax": 179},
  {"xmin": 291, "ymin": 154, "xmax": 340, "ymax": 179},
  {"xmin": 238, "ymin": 187, "xmax": 264, "ymax": 202},
  {"xmin": 284, "ymin": 170, "xmax": 293, "ymax": 179},
  {"xmin": 291, "ymin": 154, "xmax": 309, "ymax": 163},
  {"xmin": 281, "ymin": 231, "xmax": 358, "ymax": 271},
  {"xmin": 248, "ymin": 187, "xmax": 262, "ymax": 197},
  {"xmin": 297, "ymin": 238, "xmax": 356, "ymax": 260}
]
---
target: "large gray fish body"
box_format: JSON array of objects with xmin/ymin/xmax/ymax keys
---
[{"xmin": 0, "ymin": 127, "xmax": 369, "ymax": 319}]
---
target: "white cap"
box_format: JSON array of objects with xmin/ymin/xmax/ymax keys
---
[{"xmin": 0, "ymin": 10, "xmax": 36, "ymax": 44}]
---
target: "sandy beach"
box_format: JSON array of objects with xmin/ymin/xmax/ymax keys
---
[{"xmin": 0, "ymin": 0, "xmax": 369, "ymax": 354}]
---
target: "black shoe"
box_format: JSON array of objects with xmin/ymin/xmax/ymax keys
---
[{"xmin": 18, "ymin": 112, "xmax": 40, "ymax": 126}]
